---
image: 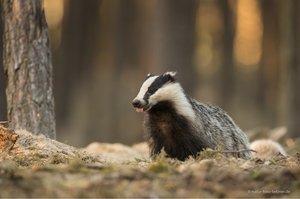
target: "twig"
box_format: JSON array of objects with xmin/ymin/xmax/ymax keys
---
[{"xmin": 208, "ymin": 149, "xmax": 257, "ymax": 154}]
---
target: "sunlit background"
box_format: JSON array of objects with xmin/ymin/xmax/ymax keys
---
[{"xmin": 0, "ymin": 0, "xmax": 299, "ymax": 147}]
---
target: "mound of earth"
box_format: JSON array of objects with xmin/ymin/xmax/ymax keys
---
[{"xmin": 0, "ymin": 128, "xmax": 299, "ymax": 198}]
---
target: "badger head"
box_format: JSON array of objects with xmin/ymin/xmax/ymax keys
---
[{"xmin": 132, "ymin": 71, "xmax": 178, "ymax": 112}]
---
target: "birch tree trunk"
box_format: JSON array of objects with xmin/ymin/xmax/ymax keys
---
[{"xmin": 1, "ymin": 0, "xmax": 56, "ymax": 138}]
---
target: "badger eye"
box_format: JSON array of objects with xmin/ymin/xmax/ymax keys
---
[{"xmin": 145, "ymin": 90, "xmax": 152, "ymax": 96}]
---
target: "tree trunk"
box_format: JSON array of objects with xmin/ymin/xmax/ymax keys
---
[
  {"xmin": 287, "ymin": 0, "xmax": 300, "ymax": 137},
  {"xmin": 1, "ymin": 0, "xmax": 56, "ymax": 138},
  {"xmin": 259, "ymin": 0, "xmax": 280, "ymax": 126},
  {"xmin": 158, "ymin": 0, "xmax": 198, "ymax": 93},
  {"xmin": 219, "ymin": 0, "xmax": 235, "ymax": 110},
  {"xmin": 0, "ymin": 7, "xmax": 6, "ymax": 121},
  {"xmin": 55, "ymin": 0, "xmax": 101, "ymax": 124},
  {"xmin": 279, "ymin": 0, "xmax": 300, "ymax": 137}
]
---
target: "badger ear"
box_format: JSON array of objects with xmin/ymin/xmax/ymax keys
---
[
  {"xmin": 164, "ymin": 71, "xmax": 177, "ymax": 81},
  {"xmin": 145, "ymin": 73, "xmax": 153, "ymax": 80},
  {"xmin": 164, "ymin": 71, "xmax": 177, "ymax": 77}
]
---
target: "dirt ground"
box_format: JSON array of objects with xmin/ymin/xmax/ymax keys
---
[{"xmin": 0, "ymin": 129, "xmax": 300, "ymax": 198}]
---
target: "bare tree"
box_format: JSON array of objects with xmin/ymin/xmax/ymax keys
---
[
  {"xmin": 279, "ymin": 0, "xmax": 300, "ymax": 137},
  {"xmin": 0, "ymin": 10, "xmax": 6, "ymax": 121},
  {"xmin": 158, "ymin": 0, "xmax": 199, "ymax": 93},
  {"xmin": 290, "ymin": 0, "xmax": 300, "ymax": 137},
  {"xmin": 259, "ymin": 0, "xmax": 280, "ymax": 126},
  {"xmin": 219, "ymin": 0, "xmax": 236, "ymax": 110},
  {"xmin": 1, "ymin": 0, "xmax": 55, "ymax": 138}
]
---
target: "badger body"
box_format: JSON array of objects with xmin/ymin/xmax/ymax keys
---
[{"xmin": 132, "ymin": 72, "xmax": 252, "ymax": 160}]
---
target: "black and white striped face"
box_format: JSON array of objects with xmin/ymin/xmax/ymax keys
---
[{"xmin": 132, "ymin": 72, "xmax": 177, "ymax": 112}]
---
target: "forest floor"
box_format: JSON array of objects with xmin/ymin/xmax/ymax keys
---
[{"xmin": 0, "ymin": 128, "xmax": 300, "ymax": 198}]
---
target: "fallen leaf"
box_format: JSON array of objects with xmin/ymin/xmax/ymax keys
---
[{"xmin": 0, "ymin": 124, "xmax": 18, "ymax": 155}]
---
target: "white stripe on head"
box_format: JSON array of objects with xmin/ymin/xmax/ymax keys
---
[
  {"xmin": 134, "ymin": 75, "xmax": 158, "ymax": 100},
  {"xmin": 149, "ymin": 82, "xmax": 196, "ymax": 122}
]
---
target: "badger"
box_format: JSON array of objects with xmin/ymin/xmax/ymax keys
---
[{"xmin": 132, "ymin": 72, "xmax": 252, "ymax": 161}]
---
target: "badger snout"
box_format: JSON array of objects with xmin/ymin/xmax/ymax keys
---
[
  {"xmin": 132, "ymin": 99, "xmax": 143, "ymax": 108},
  {"xmin": 132, "ymin": 99, "xmax": 148, "ymax": 113}
]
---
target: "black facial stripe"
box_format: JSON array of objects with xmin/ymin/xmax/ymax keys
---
[{"xmin": 143, "ymin": 74, "xmax": 175, "ymax": 101}]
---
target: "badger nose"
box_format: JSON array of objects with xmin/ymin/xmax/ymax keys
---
[{"xmin": 132, "ymin": 99, "xmax": 142, "ymax": 108}]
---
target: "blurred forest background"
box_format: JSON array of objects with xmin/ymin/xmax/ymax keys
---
[{"xmin": 0, "ymin": 0, "xmax": 299, "ymax": 147}]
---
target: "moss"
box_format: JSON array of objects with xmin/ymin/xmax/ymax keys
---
[
  {"xmin": 66, "ymin": 158, "xmax": 86, "ymax": 172},
  {"xmin": 2, "ymin": 131, "xmax": 300, "ymax": 198},
  {"xmin": 12, "ymin": 155, "xmax": 37, "ymax": 167},
  {"xmin": 49, "ymin": 153, "xmax": 71, "ymax": 165},
  {"xmin": 198, "ymin": 148, "xmax": 220, "ymax": 160},
  {"xmin": 0, "ymin": 159, "xmax": 17, "ymax": 175},
  {"xmin": 93, "ymin": 164, "xmax": 115, "ymax": 175},
  {"xmin": 250, "ymin": 170, "xmax": 261, "ymax": 180},
  {"xmin": 80, "ymin": 153, "xmax": 99, "ymax": 164},
  {"xmin": 250, "ymin": 169, "xmax": 269, "ymax": 181},
  {"xmin": 134, "ymin": 157, "xmax": 149, "ymax": 163},
  {"xmin": 1, "ymin": 153, "xmax": 300, "ymax": 198},
  {"xmin": 146, "ymin": 150, "xmax": 181, "ymax": 174},
  {"xmin": 148, "ymin": 162, "xmax": 171, "ymax": 174}
]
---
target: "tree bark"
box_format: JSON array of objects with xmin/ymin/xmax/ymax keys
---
[
  {"xmin": 158, "ymin": 0, "xmax": 198, "ymax": 93},
  {"xmin": 279, "ymin": 0, "xmax": 300, "ymax": 137},
  {"xmin": 55, "ymin": 0, "xmax": 101, "ymax": 124},
  {"xmin": 1, "ymin": 0, "xmax": 56, "ymax": 138},
  {"xmin": 219, "ymin": 0, "xmax": 235, "ymax": 110},
  {"xmin": 287, "ymin": 0, "xmax": 300, "ymax": 137},
  {"xmin": 259, "ymin": 0, "xmax": 280, "ymax": 126},
  {"xmin": 280, "ymin": 0, "xmax": 300, "ymax": 137},
  {"xmin": 0, "ymin": 7, "xmax": 7, "ymax": 121}
]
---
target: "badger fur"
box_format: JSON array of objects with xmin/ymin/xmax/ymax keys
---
[{"xmin": 132, "ymin": 72, "xmax": 252, "ymax": 161}]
